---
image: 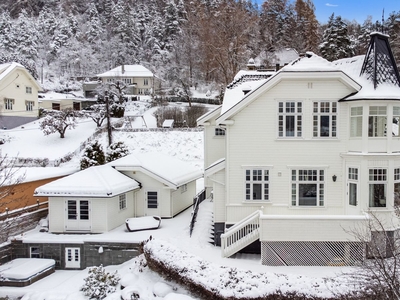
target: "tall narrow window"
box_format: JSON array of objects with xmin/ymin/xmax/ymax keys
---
[
  {"xmin": 348, "ymin": 168, "xmax": 358, "ymax": 206},
  {"xmin": 245, "ymin": 169, "xmax": 269, "ymax": 201},
  {"xmin": 119, "ymin": 194, "xmax": 127, "ymax": 210},
  {"xmin": 278, "ymin": 102, "xmax": 302, "ymax": 137},
  {"xmin": 394, "ymin": 168, "xmax": 400, "ymax": 210},
  {"xmin": 368, "ymin": 106, "xmax": 387, "ymax": 137},
  {"xmin": 144, "ymin": 79, "xmax": 149, "ymax": 86},
  {"xmin": 313, "ymin": 102, "xmax": 337, "ymax": 137},
  {"xmin": 350, "ymin": 107, "xmax": 363, "ymax": 137},
  {"xmin": 26, "ymin": 101, "xmax": 34, "ymax": 111},
  {"xmin": 393, "ymin": 107, "xmax": 400, "ymax": 137},
  {"xmin": 291, "ymin": 169, "xmax": 324, "ymax": 206},
  {"xmin": 147, "ymin": 191, "xmax": 158, "ymax": 208},
  {"xmin": 369, "ymin": 168, "xmax": 387, "ymax": 207}
]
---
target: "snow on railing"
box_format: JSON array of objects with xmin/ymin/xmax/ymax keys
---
[{"xmin": 221, "ymin": 210, "xmax": 261, "ymax": 258}]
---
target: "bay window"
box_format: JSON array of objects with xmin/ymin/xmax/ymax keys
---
[{"xmin": 368, "ymin": 106, "xmax": 387, "ymax": 137}]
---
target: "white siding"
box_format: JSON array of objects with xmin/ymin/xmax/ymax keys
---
[
  {"xmin": 225, "ymin": 78, "xmax": 354, "ymax": 223},
  {"xmin": 211, "ymin": 169, "xmax": 226, "ymax": 223},
  {"xmin": 48, "ymin": 197, "xmax": 64, "ymax": 232},
  {"xmin": 106, "ymin": 191, "xmax": 135, "ymax": 231},
  {"xmin": 171, "ymin": 181, "xmax": 196, "ymax": 216},
  {"xmin": 90, "ymin": 198, "xmax": 108, "ymax": 233}
]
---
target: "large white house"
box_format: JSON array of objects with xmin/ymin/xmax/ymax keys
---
[{"xmin": 198, "ymin": 32, "xmax": 400, "ymax": 266}]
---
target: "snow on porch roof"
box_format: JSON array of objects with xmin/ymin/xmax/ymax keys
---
[
  {"xmin": 110, "ymin": 152, "xmax": 203, "ymax": 188},
  {"xmin": 34, "ymin": 165, "xmax": 140, "ymax": 197}
]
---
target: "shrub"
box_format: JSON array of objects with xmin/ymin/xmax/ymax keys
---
[
  {"xmin": 80, "ymin": 265, "xmax": 120, "ymax": 300},
  {"xmin": 80, "ymin": 141, "xmax": 105, "ymax": 170}
]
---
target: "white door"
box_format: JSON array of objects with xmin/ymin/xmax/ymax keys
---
[
  {"xmin": 145, "ymin": 191, "xmax": 160, "ymax": 216},
  {"xmin": 65, "ymin": 247, "xmax": 80, "ymax": 269},
  {"xmin": 66, "ymin": 200, "xmax": 91, "ymax": 231}
]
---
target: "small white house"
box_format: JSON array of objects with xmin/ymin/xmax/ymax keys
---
[
  {"xmin": 34, "ymin": 165, "xmax": 140, "ymax": 233},
  {"xmin": 34, "ymin": 153, "xmax": 202, "ymax": 234}
]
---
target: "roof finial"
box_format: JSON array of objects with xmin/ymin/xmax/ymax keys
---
[{"xmin": 382, "ymin": 9, "xmax": 385, "ymax": 34}]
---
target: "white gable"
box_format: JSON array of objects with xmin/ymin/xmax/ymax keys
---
[{"xmin": 34, "ymin": 165, "xmax": 140, "ymax": 197}]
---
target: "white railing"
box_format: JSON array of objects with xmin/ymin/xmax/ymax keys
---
[{"xmin": 221, "ymin": 210, "xmax": 261, "ymax": 258}]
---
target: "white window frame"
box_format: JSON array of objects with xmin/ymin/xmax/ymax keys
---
[
  {"xmin": 30, "ymin": 246, "xmax": 41, "ymax": 258},
  {"xmin": 122, "ymin": 78, "xmax": 132, "ymax": 84},
  {"xmin": 119, "ymin": 194, "xmax": 127, "ymax": 210},
  {"xmin": 348, "ymin": 167, "xmax": 358, "ymax": 206},
  {"xmin": 4, "ymin": 98, "xmax": 13, "ymax": 110},
  {"xmin": 394, "ymin": 168, "xmax": 400, "ymax": 209},
  {"xmin": 144, "ymin": 78, "xmax": 149, "ymax": 86},
  {"xmin": 313, "ymin": 101, "xmax": 337, "ymax": 138},
  {"xmin": 368, "ymin": 106, "xmax": 387, "ymax": 137},
  {"xmin": 350, "ymin": 107, "xmax": 363, "ymax": 137},
  {"xmin": 26, "ymin": 101, "xmax": 34, "ymax": 111},
  {"xmin": 215, "ymin": 128, "xmax": 225, "ymax": 136},
  {"xmin": 181, "ymin": 184, "xmax": 187, "ymax": 193},
  {"xmin": 26, "ymin": 86, "xmax": 32, "ymax": 94},
  {"xmin": 278, "ymin": 101, "xmax": 302, "ymax": 138},
  {"xmin": 291, "ymin": 169, "xmax": 324, "ymax": 207},
  {"xmin": 369, "ymin": 168, "xmax": 387, "ymax": 207},
  {"xmin": 245, "ymin": 169, "xmax": 269, "ymax": 201},
  {"xmin": 393, "ymin": 107, "xmax": 400, "ymax": 137}
]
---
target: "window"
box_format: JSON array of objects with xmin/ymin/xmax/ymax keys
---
[
  {"xmin": 291, "ymin": 169, "xmax": 324, "ymax": 206},
  {"xmin": 313, "ymin": 102, "xmax": 337, "ymax": 137},
  {"xmin": 122, "ymin": 78, "xmax": 132, "ymax": 84},
  {"xmin": 119, "ymin": 194, "xmax": 127, "ymax": 210},
  {"xmin": 394, "ymin": 168, "xmax": 400, "ymax": 210},
  {"xmin": 30, "ymin": 247, "xmax": 41, "ymax": 258},
  {"xmin": 26, "ymin": 101, "xmax": 34, "ymax": 111},
  {"xmin": 369, "ymin": 168, "xmax": 387, "ymax": 207},
  {"xmin": 67, "ymin": 200, "xmax": 89, "ymax": 220},
  {"xmin": 147, "ymin": 191, "xmax": 158, "ymax": 208},
  {"xmin": 278, "ymin": 102, "xmax": 302, "ymax": 137},
  {"xmin": 368, "ymin": 106, "xmax": 387, "ymax": 137},
  {"xmin": 215, "ymin": 128, "xmax": 225, "ymax": 136},
  {"xmin": 4, "ymin": 98, "xmax": 13, "ymax": 110},
  {"xmin": 245, "ymin": 169, "xmax": 269, "ymax": 201},
  {"xmin": 348, "ymin": 168, "xmax": 358, "ymax": 206},
  {"xmin": 393, "ymin": 107, "xmax": 400, "ymax": 137},
  {"xmin": 181, "ymin": 184, "xmax": 187, "ymax": 193},
  {"xmin": 350, "ymin": 107, "xmax": 363, "ymax": 137},
  {"xmin": 52, "ymin": 103, "xmax": 60, "ymax": 110},
  {"xmin": 144, "ymin": 78, "xmax": 149, "ymax": 86},
  {"xmin": 107, "ymin": 78, "xmax": 114, "ymax": 83},
  {"xmin": 26, "ymin": 86, "xmax": 32, "ymax": 94}
]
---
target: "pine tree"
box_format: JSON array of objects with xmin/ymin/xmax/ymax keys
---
[
  {"xmin": 106, "ymin": 141, "xmax": 129, "ymax": 162},
  {"xmin": 80, "ymin": 141, "xmax": 106, "ymax": 170},
  {"xmin": 319, "ymin": 14, "xmax": 353, "ymax": 61}
]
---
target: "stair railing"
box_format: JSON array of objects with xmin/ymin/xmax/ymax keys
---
[{"xmin": 221, "ymin": 210, "xmax": 261, "ymax": 258}]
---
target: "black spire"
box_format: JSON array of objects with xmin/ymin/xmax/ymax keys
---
[{"xmin": 360, "ymin": 32, "xmax": 400, "ymax": 89}]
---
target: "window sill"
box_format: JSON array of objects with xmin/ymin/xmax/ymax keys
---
[
  {"xmin": 289, "ymin": 206, "xmax": 327, "ymax": 209},
  {"xmin": 241, "ymin": 201, "xmax": 272, "ymax": 205}
]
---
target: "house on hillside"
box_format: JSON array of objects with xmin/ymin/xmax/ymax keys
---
[
  {"xmin": 198, "ymin": 32, "xmax": 400, "ymax": 266},
  {"xmin": 83, "ymin": 65, "xmax": 156, "ymax": 98},
  {"xmin": 38, "ymin": 92, "xmax": 96, "ymax": 111},
  {"xmin": 0, "ymin": 62, "xmax": 42, "ymax": 129},
  {"xmin": 34, "ymin": 152, "xmax": 202, "ymax": 234}
]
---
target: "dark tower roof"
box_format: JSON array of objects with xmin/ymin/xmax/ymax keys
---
[{"xmin": 360, "ymin": 32, "xmax": 400, "ymax": 89}]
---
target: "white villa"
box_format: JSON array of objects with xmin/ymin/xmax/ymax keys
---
[{"xmin": 198, "ymin": 32, "xmax": 400, "ymax": 266}]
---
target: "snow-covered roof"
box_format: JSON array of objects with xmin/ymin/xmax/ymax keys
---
[
  {"xmin": 97, "ymin": 65, "xmax": 153, "ymax": 78},
  {"xmin": 34, "ymin": 165, "xmax": 140, "ymax": 197},
  {"xmin": 162, "ymin": 119, "xmax": 174, "ymax": 128},
  {"xmin": 0, "ymin": 62, "xmax": 42, "ymax": 91},
  {"xmin": 38, "ymin": 92, "xmax": 95, "ymax": 102},
  {"xmin": 110, "ymin": 152, "xmax": 203, "ymax": 189},
  {"xmin": 283, "ymin": 52, "xmax": 336, "ymax": 71}
]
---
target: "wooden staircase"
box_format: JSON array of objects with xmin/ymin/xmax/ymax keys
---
[{"xmin": 221, "ymin": 210, "xmax": 261, "ymax": 258}]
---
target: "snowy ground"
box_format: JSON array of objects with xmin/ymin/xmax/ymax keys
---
[{"xmin": 0, "ymin": 99, "xmax": 358, "ymax": 299}]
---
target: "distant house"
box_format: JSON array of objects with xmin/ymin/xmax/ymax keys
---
[
  {"xmin": 83, "ymin": 65, "xmax": 155, "ymax": 98},
  {"xmin": 38, "ymin": 92, "xmax": 96, "ymax": 111},
  {"xmin": 0, "ymin": 62, "xmax": 42, "ymax": 129},
  {"xmin": 34, "ymin": 153, "xmax": 202, "ymax": 234},
  {"xmin": 198, "ymin": 32, "xmax": 400, "ymax": 266},
  {"xmin": 162, "ymin": 119, "xmax": 174, "ymax": 128}
]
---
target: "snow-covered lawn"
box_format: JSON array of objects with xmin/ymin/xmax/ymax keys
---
[{"xmin": 0, "ymin": 100, "xmax": 359, "ymax": 299}]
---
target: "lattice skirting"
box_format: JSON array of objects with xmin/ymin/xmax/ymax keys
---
[{"xmin": 261, "ymin": 241, "xmax": 365, "ymax": 266}]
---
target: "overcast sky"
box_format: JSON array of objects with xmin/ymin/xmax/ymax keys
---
[{"xmin": 254, "ymin": 0, "xmax": 399, "ymax": 24}]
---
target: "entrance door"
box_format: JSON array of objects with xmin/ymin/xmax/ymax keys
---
[
  {"xmin": 346, "ymin": 167, "xmax": 359, "ymax": 215},
  {"xmin": 65, "ymin": 247, "xmax": 80, "ymax": 268},
  {"xmin": 66, "ymin": 200, "xmax": 91, "ymax": 231},
  {"xmin": 145, "ymin": 191, "xmax": 160, "ymax": 215}
]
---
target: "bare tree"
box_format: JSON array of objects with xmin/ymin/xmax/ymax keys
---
[
  {"xmin": 84, "ymin": 103, "xmax": 107, "ymax": 127},
  {"xmin": 39, "ymin": 108, "xmax": 83, "ymax": 138}
]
